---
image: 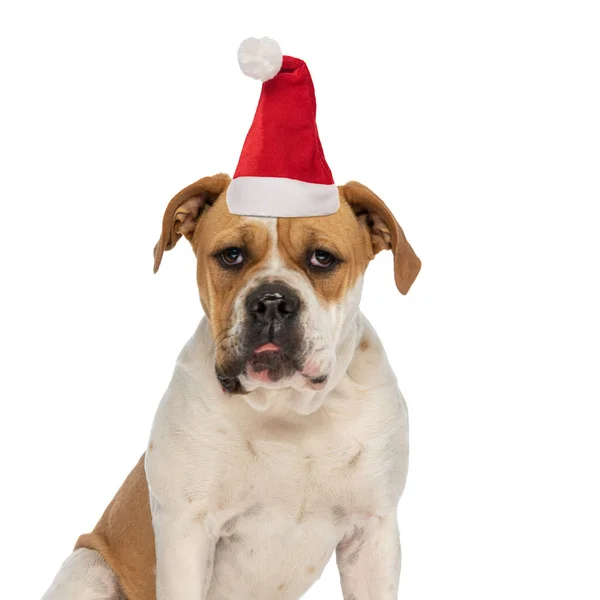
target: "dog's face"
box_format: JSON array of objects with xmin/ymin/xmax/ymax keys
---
[{"xmin": 154, "ymin": 174, "xmax": 420, "ymax": 395}]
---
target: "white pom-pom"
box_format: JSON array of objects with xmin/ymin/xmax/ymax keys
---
[{"xmin": 238, "ymin": 37, "xmax": 283, "ymax": 82}]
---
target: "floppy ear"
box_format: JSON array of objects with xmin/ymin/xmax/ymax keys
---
[
  {"xmin": 342, "ymin": 181, "xmax": 421, "ymax": 294},
  {"xmin": 153, "ymin": 173, "xmax": 231, "ymax": 273}
]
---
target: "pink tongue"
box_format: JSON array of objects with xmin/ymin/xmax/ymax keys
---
[{"xmin": 254, "ymin": 343, "xmax": 280, "ymax": 353}]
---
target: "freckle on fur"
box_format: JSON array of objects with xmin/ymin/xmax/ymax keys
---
[
  {"xmin": 243, "ymin": 503, "xmax": 263, "ymax": 517},
  {"xmin": 346, "ymin": 526, "xmax": 365, "ymax": 564},
  {"xmin": 332, "ymin": 505, "xmax": 346, "ymax": 522},
  {"xmin": 306, "ymin": 565, "xmax": 316, "ymax": 574},
  {"xmin": 277, "ymin": 583, "xmax": 286, "ymax": 592},
  {"xmin": 223, "ymin": 516, "xmax": 238, "ymax": 532},
  {"xmin": 359, "ymin": 336, "xmax": 370, "ymax": 351},
  {"xmin": 246, "ymin": 440, "xmax": 257, "ymax": 457},
  {"xmin": 348, "ymin": 448, "xmax": 362, "ymax": 469},
  {"xmin": 148, "ymin": 441, "xmax": 153, "ymax": 451}
]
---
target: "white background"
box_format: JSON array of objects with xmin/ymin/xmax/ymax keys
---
[{"xmin": 1, "ymin": 1, "xmax": 599, "ymax": 598}]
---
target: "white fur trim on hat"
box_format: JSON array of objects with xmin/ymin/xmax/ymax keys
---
[
  {"xmin": 238, "ymin": 37, "xmax": 283, "ymax": 82},
  {"xmin": 226, "ymin": 177, "xmax": 340, "ymax": 218}
]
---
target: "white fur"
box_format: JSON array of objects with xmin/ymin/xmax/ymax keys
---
[
  {"xmin": 43, "ymin": 220, "xmax": 409, "ymax": 600},
  {"xmin": 237, "ymin": 37, "xmax": 283, "ymax": 82},
  {"xmin": 41, "ymin": 548, "xmax": 123, "ymax": 600},
  {"xmin": 145, "ymin": 313, "xmax": 407, "ymax": 600}
]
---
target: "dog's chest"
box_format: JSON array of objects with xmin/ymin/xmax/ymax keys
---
[
  {"xmin": 203, "ymin": 417, "xmax": 390, "ymax": 600},
  {"xmin": 147, "ymin": 344, "xmax": 408, "ymax": 599}
]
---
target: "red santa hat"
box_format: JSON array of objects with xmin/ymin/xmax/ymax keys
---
[{"xmin": 226, "ymin": 37, "xmax": 340, "ymax": 218}]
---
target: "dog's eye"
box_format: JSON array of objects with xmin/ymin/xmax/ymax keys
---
[
  {"xmin": 219, "ymin": 247, "xmax": 244, "ymax": 267},
  {"xmin": 309, "ymin": 249, "xmax": 336, "ymax": 269}
]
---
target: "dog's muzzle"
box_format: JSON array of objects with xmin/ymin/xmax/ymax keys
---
[{"xmin": 216, "ymin": 281, "xmax": 311, "ymax": 393}]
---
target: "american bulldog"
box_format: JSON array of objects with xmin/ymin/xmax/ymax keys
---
[{"xmin": 42, "ymin": 173, "xmax": 421, "ymax": 600}]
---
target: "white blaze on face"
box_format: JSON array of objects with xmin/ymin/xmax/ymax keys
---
[{"xmin": 229, "ymin": 217, "xmax": 363, "ymax": 397}]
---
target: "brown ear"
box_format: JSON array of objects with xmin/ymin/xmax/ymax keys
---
[
  {"xmin": 153, "ymin": 173, "xmax": 231, "ymax": 273},
  {"xmin": 341, "ymin": 181, "xmax": 421, "ymax": 294}
]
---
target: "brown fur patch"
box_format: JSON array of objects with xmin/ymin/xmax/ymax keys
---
[
  {"xmin": 75, "ymin": 455, "xmax": 156, "ymax": 600},
  {"xmin": 341, "ymin": 181, "xmax": 421, "ymax": 294},
  {"xmin": 153, "ymin": 173, "xmax": 231, "ymax": 273},
  {"xmin": 276, "ymin": 200, "xmax": 373, "ymax": 305},
  {"xmin": 359, "ymin": 336, "xmax": 370, "ymax": 351},
  {"xmin": 191, "ymin": 196, "xmax": 273, "ymax": 364}
]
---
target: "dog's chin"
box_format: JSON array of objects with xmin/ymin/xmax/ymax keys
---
[{"xmin": 247, "ymin": 349, "xmax": 297, "ymax": 382}]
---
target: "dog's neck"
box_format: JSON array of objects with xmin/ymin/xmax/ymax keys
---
[{"xmin": 175, "ymin": 315, "xmax": 365, "ymax": 417}]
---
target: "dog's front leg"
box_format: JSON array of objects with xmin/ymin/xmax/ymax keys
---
[
  {"xmin": 336, "ymin": 512, "xmax": 402, "ymax": 600},
  {"xmin": 151, "ymin": 495, "xmax": 216, "ymax": 600}
]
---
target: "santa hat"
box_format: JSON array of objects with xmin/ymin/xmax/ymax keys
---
[{"xmin": 226, "ymin": 37, "xmax": 340, "ymax": 218}]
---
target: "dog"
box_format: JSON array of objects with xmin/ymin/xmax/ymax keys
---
[{"xmin": 41, "ymin": 173, "xmax": 421, "ymax": 600}]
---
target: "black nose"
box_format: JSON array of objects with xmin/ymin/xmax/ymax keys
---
[{"xmin": 246, "ymin": 283, "xmax": 300, "ymax": 324}]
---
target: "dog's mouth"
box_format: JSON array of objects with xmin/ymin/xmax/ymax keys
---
[
  {"xmin": 246, "ymin": 343, "xmax": 297, "ymax": 383},
  {"xmin": 216, "ymin": 342, "xmax": 328, "ymax": 394}
]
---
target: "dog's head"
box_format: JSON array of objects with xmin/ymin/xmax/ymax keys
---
[{"xmin": 153, "ymin": 174, "xmax": 420, "ymax": 395}]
